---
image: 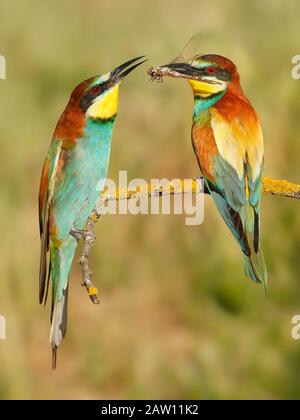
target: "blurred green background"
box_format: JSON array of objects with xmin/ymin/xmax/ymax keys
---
[{"xmin": 1, "ymin": 0, "xmax": 300, "ymax": 400}]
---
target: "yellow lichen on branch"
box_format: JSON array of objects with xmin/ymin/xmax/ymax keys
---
[
  {"xmin": 261, "ymin": 177, "xmax": 300, "ymax": 199},
  {"xmin": 100, "ymin": 177, "xmax": 300, "ymax": 202}
]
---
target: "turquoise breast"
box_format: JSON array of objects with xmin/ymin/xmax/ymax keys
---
[{"xmin": 53, "ymin": 117, "xmax": 115, "ymax": 239}]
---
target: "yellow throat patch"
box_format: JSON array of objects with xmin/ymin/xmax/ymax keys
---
[
  {"xmin": 188, "ymin": 79, "xmax": 225, "ymax": 97},
  {"xmin": 87, "ymin": 84, "xmax": 119, "ymax": 119}
]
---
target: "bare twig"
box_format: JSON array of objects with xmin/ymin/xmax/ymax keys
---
[{"xmin": 71, "ymin": 214, "xmax": 101, "ymax": 304}]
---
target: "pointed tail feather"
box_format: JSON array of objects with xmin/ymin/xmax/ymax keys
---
[
  {"xmin": 50, "ymin": 286, "xmax": 69, "ymax": 370},
  {"xmin": 49, "ymin": 237, "xmax": 76, "ymax": 369},
  {"xmin": 52, "ymin": 347, "xmax": 57, "ymax": 370},
  {"xmin": 244, "ymin": 248, "xmax": 267, "ymax": 292}
]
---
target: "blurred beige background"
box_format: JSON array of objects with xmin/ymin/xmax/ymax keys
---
[{"xmin": 0, "ymin": 0, "xmax": 300, "ymax": 400}]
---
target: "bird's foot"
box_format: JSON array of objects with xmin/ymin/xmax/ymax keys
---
[{"xmin": 70, "ymin": 227, "xmax": 94, "ymax": 242}]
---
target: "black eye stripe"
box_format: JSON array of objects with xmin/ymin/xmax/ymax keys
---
[
  {"xmin": 201, "ymin": 67, "xmax": 231, "ymax": 81},
  {"xmin": 80, "ymin": 82, "xmax": 110, "ymax": 112},
  {"xmin": 185, "ymin": 66, "xmax": 231, "ymax": 81}
]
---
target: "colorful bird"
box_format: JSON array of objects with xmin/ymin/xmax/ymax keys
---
[
  {"xmin": 148, "ymin": 54, "xmax": 267, "ymax": 289},
  {"xmin": 39, "ymin": 57, "xmax": 146, "ymax": 368}
]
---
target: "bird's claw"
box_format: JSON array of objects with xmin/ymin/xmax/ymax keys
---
[
  {"xmin": 70, "ymin": 227, "xmax": 83, "ymax": 241},
  {"xmin": 82, "ymin": 230, "xmax": 96, "ymax": 243}
]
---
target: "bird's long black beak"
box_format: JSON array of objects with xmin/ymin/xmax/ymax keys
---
[
  {"xmin": 148, "ymin": 62, "xmax": 199, "ymax": 81},
  {"xmin": 111, "ymin": 56, "xmax": 147, "ymax": 84}
]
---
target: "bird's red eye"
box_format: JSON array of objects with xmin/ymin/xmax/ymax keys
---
[
  {"xmin": 207, "ymin": 66, "xmax": 216, "ymax": 75},
  {"xmin": 91, "ymin": 85, "xmax": 101, "ymax": 95}
]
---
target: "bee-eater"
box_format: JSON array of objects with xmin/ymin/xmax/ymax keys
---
[
  {"xmin": 39, "ymin": 57, "xmax": 146, "ymax": 368},
  {"xmin": 149, "ymin": 54, "xmax": 267, "ymax": 288}
]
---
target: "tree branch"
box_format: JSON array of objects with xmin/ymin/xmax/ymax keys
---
[
  {"xmin": 99, "ymin": 176, "xmax": 300, "ymax": 202},
  {"xmin": 261, "ymin": 177, "xmax": 300, "ymax": 199},
  {"xmin": 79, "ymin": 175, "xmax": 299, "ymax": 304}
]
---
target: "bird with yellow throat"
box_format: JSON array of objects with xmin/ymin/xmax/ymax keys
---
[
  {"xmin": 149, "ymin": 52, "xmax": 267, "ymax": 290},
  {"xmin": 39, "ymin": 57, "xmax": 146, "ymax": 368}
]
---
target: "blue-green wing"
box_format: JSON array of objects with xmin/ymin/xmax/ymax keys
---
[
  {"xmin": 38, "ymin": 139, "xmax": 62, "ymax": 304},
  {"xmin": 205, "ymin": 154, "xmax": 266, "ymax": 285}
]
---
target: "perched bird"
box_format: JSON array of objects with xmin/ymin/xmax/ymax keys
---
[
  {"xmin": 39, "ymin": 57, "xmax": 146, "ymax": 368},
  {"xmin": 148, "ymin": 54, "xmax": 267, "ymax": 289}
]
